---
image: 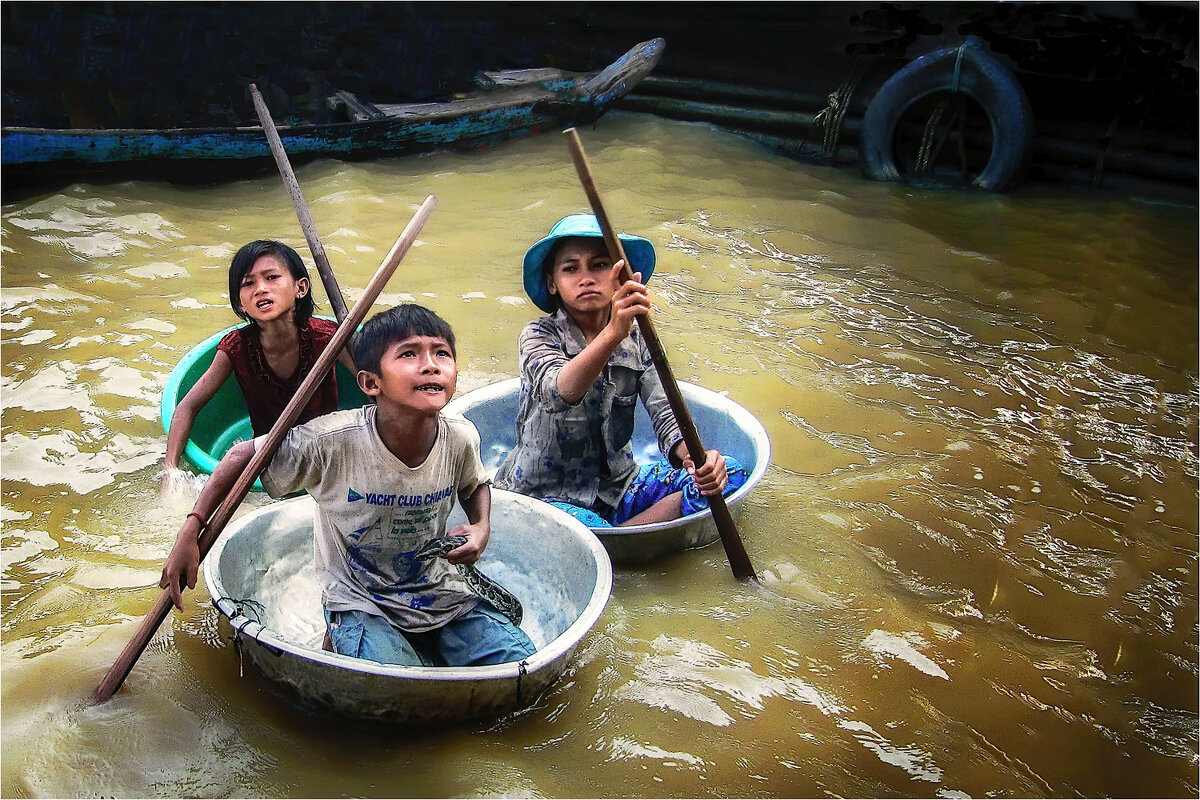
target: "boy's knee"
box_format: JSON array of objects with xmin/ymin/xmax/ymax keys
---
[
  {"xmin": 723, "ymin": 456, "xmax": 746, "ymax": 477},
  {"xmin": 723, "ymin": 456, "xmax": 749, "ymax": 494},
  {"xmin": 326, "ymin": 609, "xmax": 427, "ymax": 666},
  {"xmin": 326, "ymin": 610, "xmax": 379, "ymax": 660},
  {"xmin": 443, "ymin": 605, "xmax": 535, "ymax": 665},
  {"xmin": 548, "ymin": 500, "xmax": 612, "ymax": 528}
]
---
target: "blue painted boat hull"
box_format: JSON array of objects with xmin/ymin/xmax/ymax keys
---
[{"xmin": 2, "ymin": 39, "xmax": 663, "ymax": 169}]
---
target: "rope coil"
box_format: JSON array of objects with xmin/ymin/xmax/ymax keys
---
[
  {"xmin": 814, "ymin": 57, "xmax": 866, "ymax": 161},
  {"xmin": 219, "ymin": 595, "xmax": 284, "ymax": 668},
  {"xmin": 516, "ymin": 659, "xmax": 528, "ymax": 704}
]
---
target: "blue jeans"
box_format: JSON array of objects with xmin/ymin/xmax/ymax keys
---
[
  {"xmin": 550, "ymin": 456, "xmax": 748, "ymax": 527},
  {"xmin": 324, "ymin": 603, "xmax": 536, "ymax": 667}
]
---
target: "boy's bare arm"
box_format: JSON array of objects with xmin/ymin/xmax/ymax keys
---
[
  {"xmin": 446, "ymin": 483, "xmax": 491, "ymax": 565},
  {"xmin": 159, "ymin": 439, "xmax": 257, "ymax": 611}
]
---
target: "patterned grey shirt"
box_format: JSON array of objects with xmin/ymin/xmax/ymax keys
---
[{"xmin": 494, "ymin": 310, "xmax": 682, "ymax": 514}]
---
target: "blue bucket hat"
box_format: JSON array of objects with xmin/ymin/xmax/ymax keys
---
[{"xmin": 523, "ymin": 214, "xmax": 656, "ymax": 313}]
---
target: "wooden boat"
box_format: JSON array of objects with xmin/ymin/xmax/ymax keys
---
[
  {"xmin": 1, "ymin": 39, "xmax": 663, "ymax": 181},
  {"xmin": 445, "ymin": 378, "xmax": 771, "ymax": 565},
  {"xmin": 202, "ymin": 490, "xmax": 612, "ymax": 723},
  {"xmin": 160, "ymin": 319, "xmax": 367, "ymax": 490}
]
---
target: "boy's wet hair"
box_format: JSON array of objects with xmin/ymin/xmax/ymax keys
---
[
  {"xmin": 351, "ymin": 304, "xmax": 457, "ymax": 374},
  {"xmin": 228, "ymin": 240, "xmax": 316, "ymax": 326}
]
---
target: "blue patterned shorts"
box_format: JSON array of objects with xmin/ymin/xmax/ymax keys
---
[{"xmin": 549, "ymin": 456, "xmax": 747, "ymax": 527}]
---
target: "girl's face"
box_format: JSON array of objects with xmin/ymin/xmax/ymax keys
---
[
  {"xmin": 547, "ymin": 238, "xmax": 619, "ymax": 313},
  {"xmin": 237, "ymin": 255, "xmax": 309, "ymax": 323}
]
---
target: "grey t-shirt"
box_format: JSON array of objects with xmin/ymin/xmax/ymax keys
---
[{"xmin": 258, "ymin": 406, "xmax": 489, "ymax": 633}]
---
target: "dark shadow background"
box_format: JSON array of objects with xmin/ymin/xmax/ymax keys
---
[{"xmin": 3, "ymin": 1, "xmax": 1195, "ymax": 134}]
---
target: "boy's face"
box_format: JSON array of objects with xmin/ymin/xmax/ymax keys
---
[
  {"xmin": 360, "ymin": 334, "xmax": 457, "ymax": 415},
  {"xmin": 547, "ymin": 237, "xmax": 620, "ymax": 313}
]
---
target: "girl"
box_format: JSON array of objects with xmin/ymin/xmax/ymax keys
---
[
  {"xmin": 163, "ymin": 240, "xmax": 357, "ymax": 481},
  {"xmin": 493, "ymin": 214, "xmax": 746, "ymax": 527}
]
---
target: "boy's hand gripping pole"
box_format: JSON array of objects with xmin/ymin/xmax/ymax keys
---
[
  {"xmin": 92, "ymin": 196, "xmax": 437, "ymax": 704},
  {"xmin": 250, "ymin": 83, "xmax": 348, "ymax": 323},
  {"xmin": 563, "ymin": 128, "xmax": 757, "ymax": 581}
]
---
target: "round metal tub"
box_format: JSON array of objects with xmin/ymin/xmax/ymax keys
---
[
  {"xmin": 445, "ymin": 378, "xmax": 770, "ymax": 565},
  {"xmin": 203, "ymin": 490, "xmax": 612, "ymax": 723}
]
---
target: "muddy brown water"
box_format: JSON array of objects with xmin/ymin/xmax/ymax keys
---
[{"xmin": 2, "ymin": 113, "xmax": 1196, "ymax": 798}]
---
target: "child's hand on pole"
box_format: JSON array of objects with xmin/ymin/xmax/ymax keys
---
[
  {"xmin": 685, "ymin": 449, "xmax": 729, "ymax": 496},
  {"xmin": 609, "ymin": 265, "xmax": 650, "ymax": 339}
]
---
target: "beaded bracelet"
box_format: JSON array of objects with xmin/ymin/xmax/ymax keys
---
[{"xmin": 186, "ymin": 512, "xmax": 208, "ymax": 532}]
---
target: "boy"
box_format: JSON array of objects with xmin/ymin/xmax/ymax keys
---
[
  {"xmin": 494, "ymin": 214, "xmax": 746, "ymax": 527},
  {"xmin": 161, "ymin": 304, "xmax": 535, "ymax": 667}
]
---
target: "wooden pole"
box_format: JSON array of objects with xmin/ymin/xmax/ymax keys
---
[
  {"xmin": 249, "ymin": 83, "xmax": 349, "ymax": 322},
  {"xmin": 562, "ymin": 127, "xmax": 756, "ymax": 581},
  {"xmin": 92, "ymin": 195, "xmax": 437, "ymax": 704}
]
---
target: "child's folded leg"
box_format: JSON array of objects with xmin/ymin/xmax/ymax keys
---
[
  {"xmin": 437, "ymin": 603, "xmax": 537, "ymax": 666},
  {"xmin": 324, "ymin": 609, "xmax": 433, "ymax": 666},
  {"xmin": 547, "ymin": 500, "xmax": 613, "ymax": 528}
]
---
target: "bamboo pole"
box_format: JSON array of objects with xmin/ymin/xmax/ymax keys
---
[{"xmin": 249, "ymin": 83, "xmax": 349, "ymax": 322}]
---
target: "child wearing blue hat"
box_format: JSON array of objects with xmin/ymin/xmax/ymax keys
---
[{"xmin": 493, "ymin": 215, "xmax": 746, "ymax": 527}]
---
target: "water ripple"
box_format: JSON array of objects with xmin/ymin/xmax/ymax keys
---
[{"xmin": 614, "ymin": 634, "xmax": 842, "ymax": 727}]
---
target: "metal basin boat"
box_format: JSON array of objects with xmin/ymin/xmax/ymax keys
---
[
  {"xmin": 203, "ymin": 490, "xmax": 612, "ymax": 723},
  {"xmin": 445, "ymin": 378, "xmax": 770, "ymax": 565}
]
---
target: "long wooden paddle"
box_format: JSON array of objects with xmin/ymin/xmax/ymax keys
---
[
  {"xmin": 249, "ymin": 83, "xmax": 349, "ymax": 323},
  {"xmin": 563, "ymin": 127, "xmax": 757, "ymax": 581},
  {"xmin": 251, "ymin": 82, "xmax": 347, "ymax": 654},
  {"xmin": 92, "ymin": 195, "xmax": 437, "ymax": 704}
]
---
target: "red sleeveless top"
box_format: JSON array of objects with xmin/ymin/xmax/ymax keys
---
[{"xmin": 217, "ymin": 317, "xmax": 341, "ymax": 437}]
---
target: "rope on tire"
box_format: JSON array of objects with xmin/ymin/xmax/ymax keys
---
[
  {"xmin": 814, "ymin": 57, "xmax": 866, "ymax": 161},
  {"xmin": 916, "ymin": 40, "xmax": 972, "ymax": 179},
  {"xmin": 860, "ymin": 35, "xmax": 1032, "ymax": 190},
  {"xmin": 916, "ymin": 101, "xmax": 949, "ymax": 175}
]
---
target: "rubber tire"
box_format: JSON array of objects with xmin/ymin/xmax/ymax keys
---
[{"xmin": 860, "ymin": 37, "xmax": 1034, "ymax": 191}]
